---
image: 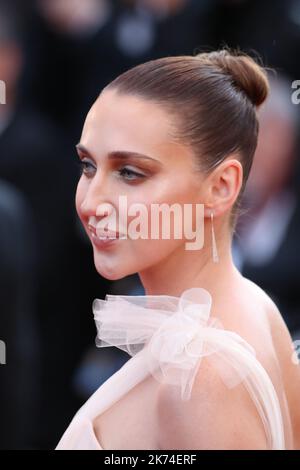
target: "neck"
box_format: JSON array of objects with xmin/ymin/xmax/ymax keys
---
[{"xmin": 138, "ymin": 216, "xmax": 243, "ymax": 298}]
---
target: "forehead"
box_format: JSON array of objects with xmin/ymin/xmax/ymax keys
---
[{"xmin": 81, "ymin": 89, "xmax": 177, "ymax": 156}]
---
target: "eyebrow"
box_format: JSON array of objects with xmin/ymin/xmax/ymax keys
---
[{"xmin": 76, "ymin": 143, "xmax": 162, "ymax": 165}]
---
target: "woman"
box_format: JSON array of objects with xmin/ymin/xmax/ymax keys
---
[{"xmin": 56, "ymin": 49, "xmax": 300, "ymax": 450}]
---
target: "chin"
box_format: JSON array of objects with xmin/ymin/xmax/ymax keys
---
[
  {"xmin": 92, "ymin": 241, "xmax": 178, "ymax": 281},
  {"xmin": 94, "ymin": 263, "xmax": 127, "ymax": 281},
  {"xmin": 93, "ymin": 255, "xmax": 136, "ymax": 281}
]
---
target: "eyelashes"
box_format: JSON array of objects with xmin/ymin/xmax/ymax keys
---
[
  {"xmin": 77, "ymin": 160, "xmax": 147, "ymax": 182},
  {"xmin": 77, "ymin": 160, "xmax": 96, "ymax": 177},
  {"xmin": 117, "ymin": 167, "xmax": 147, "ymax": 181}
]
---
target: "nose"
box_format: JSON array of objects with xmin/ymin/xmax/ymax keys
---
[{"xmin": 79, "ymin": 173, "xmax": 113, "ymax": 219}]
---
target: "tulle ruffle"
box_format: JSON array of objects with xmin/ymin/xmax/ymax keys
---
[{"xmin": 93, "ymin": 287, "xmax": 285, "ymax": 449}]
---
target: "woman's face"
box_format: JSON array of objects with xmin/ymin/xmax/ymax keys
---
[{"xmin": 75, "ymin": 88, "xmax": 207, "ymax": 280}]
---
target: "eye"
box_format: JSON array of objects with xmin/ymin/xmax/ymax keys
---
[
  {"xmin": 78, "ymin": 159, "xmax": 96, "ymax": 177},
  {"xmin": 117, "ymin": 166, "xmax": 146, "ymax": 182}
]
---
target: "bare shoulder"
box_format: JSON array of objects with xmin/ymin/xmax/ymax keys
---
[
  {"xmin": 234, "ymin": 277, "xmax": 300, "ymax": 449},
  {"xmin": 156, "ymin": 357, "xmax": 268, "ymax": 450},
  {"xmin": 242, "ymin": 277, "xmax": 297, "ymax": 360},
  {"xmin": 242, "ymin": 277, "xmax": 286, "ymax": 320},
  {"xmin": 156, "ymin": 277, "xmax": 300, "ymax": 450},
  {"xmin": 240, "ymin": 277, "xmax": 282, "ymax": 322}
]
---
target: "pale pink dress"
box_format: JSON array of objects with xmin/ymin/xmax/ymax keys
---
[{"xmin": 56, "ymin": 288, "xmax": 292, "ymax": 450}]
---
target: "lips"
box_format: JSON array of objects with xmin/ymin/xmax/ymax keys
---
[{"xmin": 88, "ymin": 224, "xmax": 126, "ymax": 240}]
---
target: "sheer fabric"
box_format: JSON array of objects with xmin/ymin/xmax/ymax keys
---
[{"xmin": 56, "ymin": 287, "xmax": 288, "ymax": 450}]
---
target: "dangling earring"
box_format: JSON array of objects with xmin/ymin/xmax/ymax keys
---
[{"xmin": 210, "ymin": 211, "xmax": 219, "ymax": 263}]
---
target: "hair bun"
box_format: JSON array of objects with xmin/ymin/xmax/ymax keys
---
[{"xmin": 197, "ymin": 49, "xmax": 269, "ymax": 108}]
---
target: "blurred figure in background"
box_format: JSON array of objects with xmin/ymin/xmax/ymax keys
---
[
  {"xmin": 0, "ymin": 179, "xmax": 38, "ymax": 449},
  {"xmin": 23, "ymin": 0, "xmax": 212, "ymax": 139},
  {"xmin": 211, "ymin": 0, "xmax": 300, "ymax": 80},
  {"xmin": 0, "ymin": 2, "xmax": 111, "ymax": 448},
  {"xmin": 233, "ymin": 74, "xmax": 300, "ymax": 338}
]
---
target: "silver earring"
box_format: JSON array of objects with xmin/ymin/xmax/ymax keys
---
[{"xmin": 210, "ymin": 212, "xmax": 219, "ymax": 263}]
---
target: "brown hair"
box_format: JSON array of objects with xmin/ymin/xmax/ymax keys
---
[{"xmin": 105, "ymin": 48, "xmax": 270, "ymax": 230}]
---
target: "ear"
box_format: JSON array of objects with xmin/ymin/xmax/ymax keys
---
[{"xmin": 204, "ymin": 157, "xmax": 243, "ymax": 218}]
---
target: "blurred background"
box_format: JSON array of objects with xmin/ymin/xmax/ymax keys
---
[{"xmin": 0, "ymin": 0, "xmax": 300, "ymax": 449}]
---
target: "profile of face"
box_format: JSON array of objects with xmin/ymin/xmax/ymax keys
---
[{"xmin": 75, "ymin": 89, "xmax": 210, "ymax": 281}]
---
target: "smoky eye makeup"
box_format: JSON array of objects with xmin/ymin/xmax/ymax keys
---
[
  {"xmin": 116, "ymin": 165, "xmax": 148, "ymax": 181},
  {"xmin": 77, "ymin": 159, "xmax": 96, "ymax": 174},
  {"xmin": 75, "ymin": 144, "xmax": 163, "ymax": 182}
]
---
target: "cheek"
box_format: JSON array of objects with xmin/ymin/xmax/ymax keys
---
[
  {"xmin": 129, "ymin": 177, "xmax": 197, "ymax": 207},
  {"xmin": 120, "ymin": 194, "xmax": 194, "ymax": 252},
  {"xmin": 125, "ymin": 178, "xmax": 201, "ymax": 230}
]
